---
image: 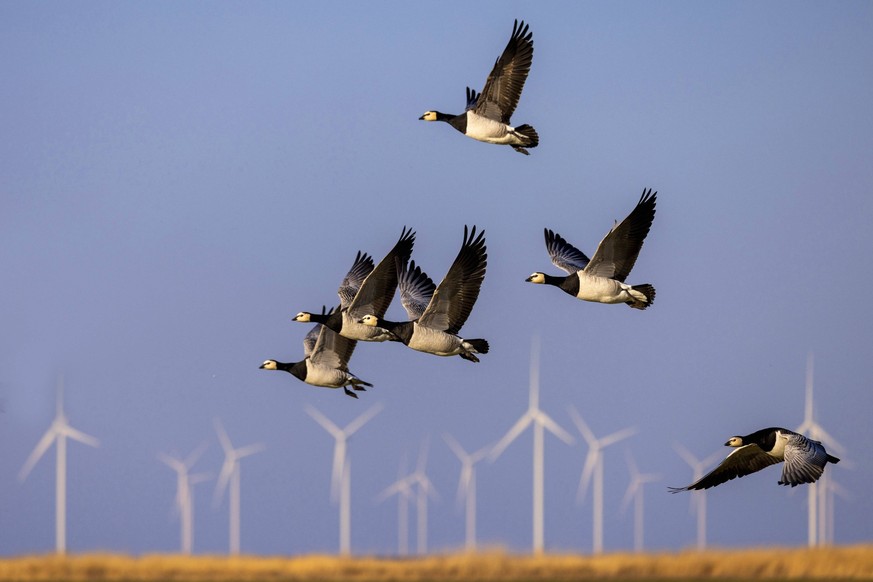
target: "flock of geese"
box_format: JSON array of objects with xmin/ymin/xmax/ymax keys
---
[{"xmin": 261, "ymin": 20, "xmax": 839, "ymax": 493}]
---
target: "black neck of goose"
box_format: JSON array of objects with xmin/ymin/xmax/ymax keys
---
[
  {"xmin": 308, "ymin": 310, "xmax": 342, "ymax": 333},
  {"xmin": 376, "ymin": 318, "xmax": 413, "ymax": 344},
  {"xmin": 275, "ymin": 360, "xmax": 306, "ymax": 381},
  {"xmin": 545, "ymin": 273, "xmax": 579, "ymax": 296}
]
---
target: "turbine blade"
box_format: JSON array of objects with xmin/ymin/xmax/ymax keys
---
[
  {"xmin": 344, "ymin": 403, "xmax": 383, "ymax": 436},
  {"xmin": 568, "ymin": 405, "xmax": 597, "ymax": 445},
  {"xmin": 577, "ymin": 451, "xmax": 598, "ymax": 504},
  {"xmin": 213, "ymin": 459, "xmax": 235, "ymax": 508},
  {"xmin": 185, "ymin": 441, "xmax": 209, "ymax": 468},
  {"xmin": 214, "ymin": 417, "xmax": 234, "ymax": 454},
  {"xmin": 306, "ymin": 405, "xmax": 343, "ymax": 438},
  {"xmin": 489, "ymin": 414, "xmax": 532, "ymax": 461},
  {"xmin": 19, "ymin": 428, "xmax": 57, "ymax": 481},
  {"xmin": 599, "ymin": 426, "xmax": 637, "ymax": 449},
  {"xmin": 536, "ymin": 411, "xmax": 575, "ymax": 445},
  {"xmin": 442, "ymin": 433, "xmax": 469, "ymax": 462},
  {"xmin": 235, "ymin": 443, "xmax": 266, "ymax": 459},
  {"xmin": 60, "ymin": 423, "xmax": 100, "ymax": 448}
]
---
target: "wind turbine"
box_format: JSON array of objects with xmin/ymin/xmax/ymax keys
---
[
  {"xmin": 620, "ymin": 449, "xmax": 660, "ymax": 553},
  {"xmin": 159, "ymin": 443, "xmax": 208, "ymax": 555},
  {"xmin": 19, "ymin": 376, "xmax": 99, "ymax": 554},
  {"xmin": 213, "ymin": 418, "xmax": 265, "ymax": 555},
  {"xmin": 823, "ymin": 474, "xmax": 850, "ymax": 545},
  {"xmin": 408, "ymin": 438, "xmax": 439, "ymax": 555},
  {"xmin": 570, "ymin": 406, "xmax": 636, "ymax": 555},
  {"xmin": 673, "ymin": 443, "xmax": 722, "ymax": 550},
  {"xmin": 306, "ymin": 403, "xmax": 382, "ymax": 556},
  {"xmin": 490, "ymin": 337, "xmax": 574, "ymax": 555},
  {"xmin": 377, "ymin": 454, "xmax": 415, "ymax": 556},
  {"xmin": 443, "ymin": 433, "xmax": 490, "ymax": 552},
  {"xmin": 795, "ymin": 353, "xmax": 845, "ymax": 548}
]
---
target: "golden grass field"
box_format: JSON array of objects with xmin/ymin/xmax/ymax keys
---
[{"xmin": 1, "ymin": 545, "xmax": 872, "ymax": 581}]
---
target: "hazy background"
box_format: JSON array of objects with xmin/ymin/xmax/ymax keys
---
[{"xmin": 2, "ymin": 1, "xmax": 872, "ymax": 556}]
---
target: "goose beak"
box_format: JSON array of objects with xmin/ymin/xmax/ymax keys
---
[
  {"xmin": 418, "ymin": 114, "xmax": 426, "ymax": 120},
  {"xmin": 524, "ymin": 275, "xmax": 534, "ymax": 282}
]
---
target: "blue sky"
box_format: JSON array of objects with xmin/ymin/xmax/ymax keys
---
[{"xmin": 2, "ymin": 1, "xmax": 872, "ymax": 556}]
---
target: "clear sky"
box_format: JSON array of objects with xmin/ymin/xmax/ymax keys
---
[{"xmin": 2, "ymin": 1, "xmax": 872, "ymax": 556}]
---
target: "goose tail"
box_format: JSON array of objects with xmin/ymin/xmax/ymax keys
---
[
  {"xmin": 626, "ymin": 284, "xmax": 656, "ymax": 310},
  {"xmin": 511, "ymin": 124, "xmax": 539, "ymax": 155},
  {"xmin": 459, "ymin": 339, "xmax": 489, "ymax": 362}
]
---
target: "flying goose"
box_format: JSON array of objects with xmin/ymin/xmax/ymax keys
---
[
  {"xmin": 359, "ymin": 226, "xmax": 489, "ymax": 362},
  {"xmin": 526, "ymin": 189, "xmax": 657, "ymax": 309},
  {"xmin": 420, "ymin": 20, "xmax": 538, "ymax": 155},
  {"xmin": 669, "ymin": 427, "xmax": 840, "ymax": 492},
  {"xmin": 294, "ymin": 227, "xmax": 415, "ymax": 342},
  {"xmin": 260, "ymin": 307, "xmax": 371, "ymax": 399}
]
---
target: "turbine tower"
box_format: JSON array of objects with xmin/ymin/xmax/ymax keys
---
[
  {"xmin": 673, "ymin": 443, "xmax": 722, "ymax": 550},
  {"xmin": 377, "ymin": 454, "xmax": 415, "ymax": 556},
  {"xmin": 213, "ymin": 418, "xmax": 265, "ymax": 555},
  {"xmin": 570, "ymin": 406, "xmax": 636, "ymax": 555},
  {"xmin": 19, "ymin": 376, "xmax": 99, "ymax": 554},
  {"xmin": 409, "ymin": 438, "xmax": 439, "ymax": 555},
  {"xmin": 306, "ymin": 404, "xmax": 382, "ymax": 556},
  {"xmin": 443, "ymin": 433, "xmax": 490, "ymax": 552},
  {"xmin": 795, "ymin": 353, "xmax": 844, "ymax": 547},
  {"xmin": 490, "ymin": 337, "xmax": 574, "ymax": 555},
  {"xmin": 620, "ymin": 449, "xmax": 660, "ymax": 553},
  {"xmin": 159, "ymin": 443, "xmax": 208, "ymax": 555}
]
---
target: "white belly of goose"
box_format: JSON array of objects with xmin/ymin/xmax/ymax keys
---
[
  {"xmin": 576, "ymin": 273, "xmax": 643, "ymax": 304},
  {"xmin": 769, "ymin": 430, "xmax": 790, "ymax": 459},
  {"xmin": 407, "ymin": 324, "xmax": 464, "ymax": 357},
  {"xmin": 304, "ymin": 361, "xmax": 351, "ymax": 388},
  {"xmin": 464, "ymin": 112, "xmax": 519, "ymax": 144}
]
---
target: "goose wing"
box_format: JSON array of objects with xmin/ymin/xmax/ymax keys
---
[
  {"xmin": 337, "ymin": 251, "xmax": 374, "ymax": 309},
  {"xmin": 348, "ymin": 227, "xmax": 415, "ymax": 319},
  {"xmin": 419, "ymin": 225, "xmax": 487, "ymax": 334},
  {"xmin": 544, "ymin": 228, "xmax": 590, "ymax": 274},
  {"xmin": 668, "ymin": 444, "xmax": 781, "ymax": 492},
  {"xmin": 302, "ymin": 306, "xmax": 334, "ymax": 357},
  {"xmin": 779, "ymin": 434, "xmax": 830, "ymax": 486},
  {"xmin": 583, "ymin": 189, "xmax": 657, "ymax": 282},
  {"xmin": 310, "ymin": 323, "xmax": 358, "ymax": 371},
  {"xmin": 398, "ymin": 259, "xmax": 436, "ymax": 321},
  {"xmin": 472, "ymin": 20, "xmax": 533, "ymax": 123}
]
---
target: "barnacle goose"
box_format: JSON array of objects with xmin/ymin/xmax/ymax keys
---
[
  {"xmin": 359, "ymin": 226, "xmax": 489, "ymax": 362},
  {"xmin": 669, "ymin": 427, "xmax": 840, "ymax": 491},
  {"xmin": 294, "ymin": 227, "xmax": 415, "ymax": 342},
  {"xmin": 420, "ymin": 20, "xmax": 538, "ymax": 155},
  {"xmin": 526, "ymin": 189, "xmax": 657, "ymax": 309}
]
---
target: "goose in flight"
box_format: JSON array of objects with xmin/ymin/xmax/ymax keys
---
[
  {"xmin": 526, "ymin": 189, "xmax": 657, "ymax": 309},
  {"xmin": 669, "ymin": 427, "xmax": 840, "ymax": 491},
  {"xmin": 261, "ymin": 307, "xmax": 371, "ymax": 399},
  {"xmin": 294, "ymin": 227, "xmax": 415, "ymax": 342},
  {"xmin": 359, "ymin": 226, "xmax": 489, "ymax": 362},
  {"xmin": 420, "ymin": 20, "xmax": 538, "ymax": 155}
]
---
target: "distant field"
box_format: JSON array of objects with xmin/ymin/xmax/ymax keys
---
[{"xmin": 1, "ymin": 545, "xmax": 872, "ymax": 581}]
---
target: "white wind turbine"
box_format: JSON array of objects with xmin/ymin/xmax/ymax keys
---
[
  {"xmin": 795, "ymin": 353, "xmax": 845, "ymax": 548},
  {"xmin": 159, "ymin": 443, "xmax": 208, "ymax": 555},
  {"xmin": 620, "ymin": 449, "xmax": 660, "ymax": 553},
  {"xmin": 409, "ymin": 438, "xmax": 439, "ymax": 555},
  {"xmin": 19, "ymin": 376, "xmax": 99, "ymax": 554},
  {"xmin": 490, "ymin": 338, "xmax": 574, "ymax": 555},
  {"xmin": 377, "ymin": 454, "xmax": 415, "ymax": 556},
  {"xmin": 673, "ymin": 443, "xmax": 722, "ymax": 550},
  {"xmin": 443, "ymin": 433, "xmax": 491, "ymax": 552},
  {"xmin": 213, "ymin": 418, "xmax": 265, "ymax": 555},
  {"xmin": 306, "ymin": 403, "xmax": 382, "ymax": 556},
  {"xmin": 823, "ymin": 475, "xmax": 850, "ymax": 545},
  {"xmin": 570, "ymin": 406, "xmax": 636, "ymax": 555}
]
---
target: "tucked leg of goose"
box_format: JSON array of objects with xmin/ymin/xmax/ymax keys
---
[{"xmin": 343, "ymin": 387, "xmax": 359, "ymax": 399}]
